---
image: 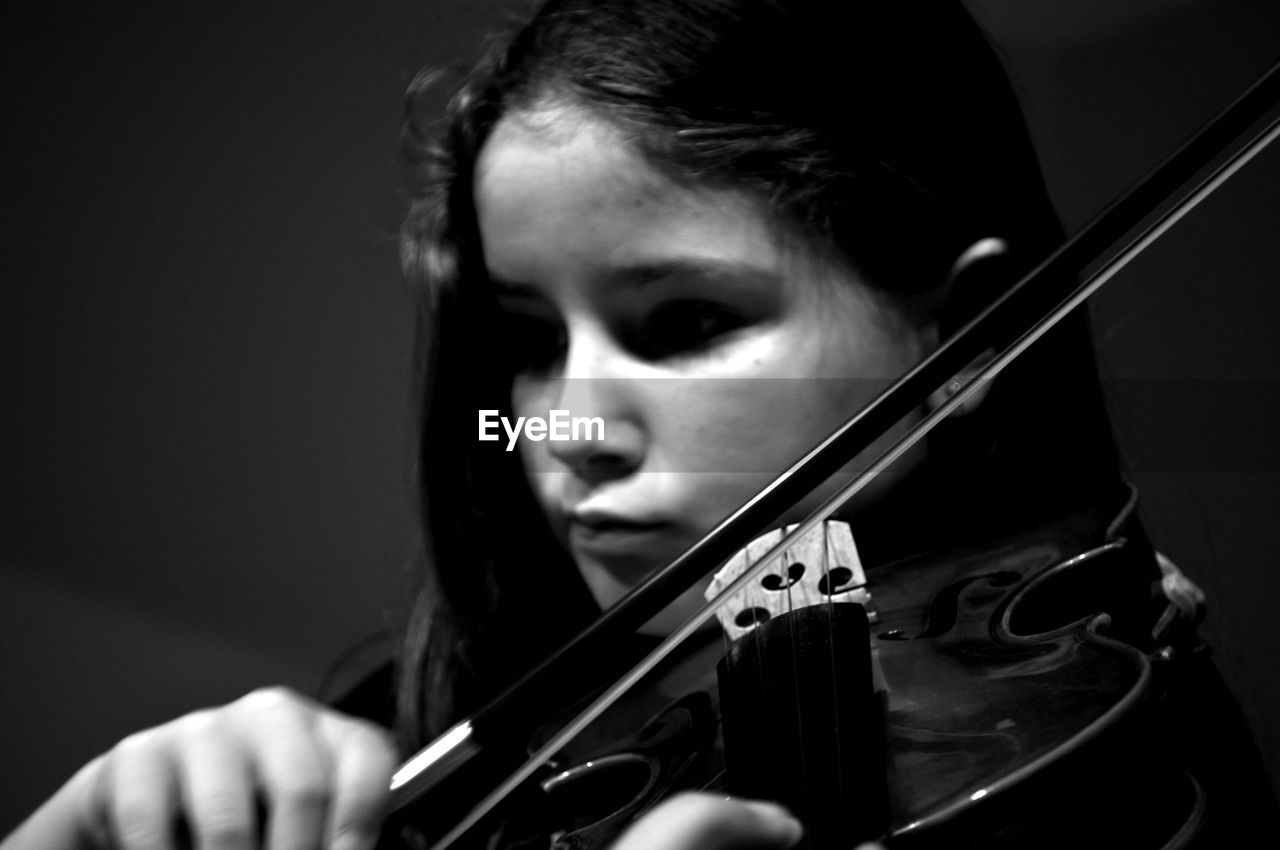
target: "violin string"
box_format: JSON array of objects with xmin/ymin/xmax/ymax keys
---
[
  {"xmin": 733, "ymin": 579, "xmax": 767, "ymax": 805},
  {"xmin": 782, "ymin": 539, "xmax": 813, "ymax": 833},
  {"xmin": 428, "ymin": 107, "xmax": 1280, "ymax": 849},
  {"xmin": 821, "ymin": 537, "xmax": 848, "ymax": 829}
]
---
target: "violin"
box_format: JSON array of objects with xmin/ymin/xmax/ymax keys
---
[
  {"xmin": 383, "ymin": 55, "xmax": 1280, "ymax": 850},
  {"xmin": 427, "ymin": 496, "xmax": 1199, "ymax": 849}
]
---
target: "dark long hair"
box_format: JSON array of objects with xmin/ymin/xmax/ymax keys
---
[{"xmin": 395, "ymin": 0, "xmax": 1119, "ymax": 752}]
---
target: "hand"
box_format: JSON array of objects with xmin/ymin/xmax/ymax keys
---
[
  {"xmin": 2, "ymin": 687, "xmax": 398, "ymax": 850},
  {"xmin": 608, "ymin": 793, "xmax": 889, "ymax": 850},
  {"xmin": 610, "ymin": 793, "xmax": 803, "ymax": 850}
]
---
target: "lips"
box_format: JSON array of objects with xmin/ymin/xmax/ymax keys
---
[{"xmin": 567, "ymin": 510, "xmax": 672, "ymax": 557}]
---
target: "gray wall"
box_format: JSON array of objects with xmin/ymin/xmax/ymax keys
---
[{"xmin": 3, "ymin": 0, "xmax": 1278, "ymax": 831}]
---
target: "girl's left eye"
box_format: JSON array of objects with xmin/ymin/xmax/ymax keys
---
[
  {"xmin": 498, "ymin": 311, "xmax": 567, "ymax": 374},
  {"xmin": 633, "ymin": 300, "xmax": 747, "ymax": 359}
]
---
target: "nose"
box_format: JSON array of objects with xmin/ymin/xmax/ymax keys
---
[{"xmin": 544, "ymin": 328, "xmax": 647, "ymax": 483}]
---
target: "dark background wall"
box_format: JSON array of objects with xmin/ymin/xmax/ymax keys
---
[{"xmin": 3, "ymin": 0, "xmax": 1278, "ymax": 832}]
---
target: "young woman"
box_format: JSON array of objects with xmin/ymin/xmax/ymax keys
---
[{"xmin": 4, "ymin": 1, "xmax": 1272, "ymax": 848}]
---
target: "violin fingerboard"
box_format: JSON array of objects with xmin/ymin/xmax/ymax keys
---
[{"xmin": 705, "ymin": 520, "xmax": 874, "ymax": 641}]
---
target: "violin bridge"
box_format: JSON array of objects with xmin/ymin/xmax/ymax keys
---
[{"xmin": 705, "ymin": 520, "xmax": 875, "ymax": 642}]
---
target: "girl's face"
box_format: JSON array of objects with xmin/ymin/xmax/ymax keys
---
[{"xmin": 474, "ymin": 106, "xmax": 939, "ymax": 633}]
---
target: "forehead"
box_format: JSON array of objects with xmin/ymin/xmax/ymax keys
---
[
  {"xmin": 476, "ymin": 104, "xmax": 677, "ymax": 211},
  {"xmin": 473, "ymin": 104, "xmax": 797, "ymax": 284},
  {"xmin": 476, "ymin": 105, "xmax": 663, "ymax": 205}
]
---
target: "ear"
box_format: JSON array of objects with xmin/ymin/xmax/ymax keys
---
[{"xmin": 925, "ymin": 237, "xmax": 1010, "ymax": 417}]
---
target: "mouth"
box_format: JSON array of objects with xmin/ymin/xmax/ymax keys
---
[{"xmin": 567, "ymin": 512, "xmax": 673, "ymax": 557}]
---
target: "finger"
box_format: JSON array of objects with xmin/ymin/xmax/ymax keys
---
[
  {"xmin": 319, "ymin": 716, "xmax": 397, "ymax": 850},
  {"xmin": 102, "ymin": 734, "xmax": 180, "ymax": 850},
  {"xmin": 613, "ymin": 793, "xmax": 803, "ymax": 850},
  {"xmin": 236, "ymin": 689, "xmax": 329, "ymax": 850},
  {"xmin": 175, "ymin": 713, "xmax": 258, "ymax": 850}
]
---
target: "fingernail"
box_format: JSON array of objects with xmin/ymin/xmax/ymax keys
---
[{"xmin": 742, "ymin": 800, "xmax": 805, "ymax": 846}]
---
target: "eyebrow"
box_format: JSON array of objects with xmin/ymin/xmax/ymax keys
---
[
  {"xmin": 488, "ymin": 257, "xmax": 778, "ymax": 294},
  {"xmin": 616, "ymin": 258, "xmax": 775, "ymax": 286}
]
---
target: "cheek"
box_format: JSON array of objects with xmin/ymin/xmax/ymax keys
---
[
  {"xmin": 507, "ymin": 380, "xmax": 563, "ymax": 523},
  {"xmin": 511, "ymin": 376, "xmax": 549, "ymax": 417},
  {"xmin": 518, "ymin": 450, "xmax": 570, "ymax": 547},
  {"xmin": 654, "ymin": 380, "xmax": 858, "ymax": 475},
  {"xmin": 510, "ymin": 378, "xmax": 557, "ymax": 458}
]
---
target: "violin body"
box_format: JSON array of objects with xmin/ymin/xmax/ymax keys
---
[
  {"xmin": 865, "ymin": 517, "xmax": 1203, "ymax": 847},
  {"xmin": 489, "ymin": 499, "xmax": 1206, "ymax": 849}
]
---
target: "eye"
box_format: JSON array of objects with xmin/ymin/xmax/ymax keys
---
[
  {"xmin": 499, "ymin": 311, "xmax": 567, "ymax": 373},
  {"xmin": 633, "ymin": 300, "xmax": 746, "ymax": 359}
]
